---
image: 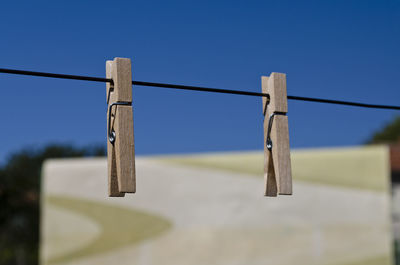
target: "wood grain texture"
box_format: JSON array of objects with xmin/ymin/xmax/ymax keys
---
[
  {"xmin": 267, "ymin": 73, "xmax": 287, "ymax": 113},
  {"xmin": 262, "ymin": 73, "xmax": 292, "ymax": 196},
  {"xmin": 114, "ymin": 105, "xmax": 136, "ymax": 193},
  {"xmin": 112, "ymin": 58, "xmax": 132, "ymax": 102},
  {"xmin": 262, "ymin": 76, "xmax": 269, "ymax": 114},
  {"xmin": 106, "ymin": 60, "xmax": 113, "ymax": 104},
  {"xmin": 106, "ymin": 58, "xmax": 135, "ymax": 196},
  {"xmin": 262, "ymin": 76, "xmax": 278, "ymax": 196},
  {"xmin": 271, "ymin": 115, "xmax": 292, "ymax": 195},
  {"xmin": 106, "ymin": 60, "xmax": 124, "ymax": 197}
]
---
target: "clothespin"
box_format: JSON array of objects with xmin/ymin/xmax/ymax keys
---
[
  {"xmin": 262, "ymin": 73, "xmax": 292, "ymax": 196},
  {"xmin": 106, "ymin": 58, "xmax": 136, "ymax": 197}
]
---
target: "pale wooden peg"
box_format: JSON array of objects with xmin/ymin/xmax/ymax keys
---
[
  {"xmin": 106, "ymin": 58, "xmax": 136, "ymax": 197},
  {"xmin": 262, "ymin": 73, "xmax": 292, "ymax": 196}
]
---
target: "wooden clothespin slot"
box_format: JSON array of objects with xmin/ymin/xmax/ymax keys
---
[
  {"xmin": 262, "ymin": 73, "xmax": 292, "ymax": 196},
  {"xmin": 106, "ymin": 58, "xmax": 136, "ymax": 197}
]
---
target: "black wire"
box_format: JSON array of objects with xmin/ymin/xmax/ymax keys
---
[
  {"xmin": 132, "ymin": 80, "xmax": 268, "ymax": 98},
  {"xmin": 0, "ymin": 68, "xmax": 268, "ymax": 98},
  {"xmin": 0, "ymin": 68, "xmax": 112, "ymax": 83},
  {"xmin": 132, "ymin": 81, "xmax": 400, "ymax": 110},
  {"xmin": 1, "ymin": 67, "xmax": 399, "ymax": 110},
  {"xmin": 287, "ymin": 95, "xmax": 400, "ymax": 110}
]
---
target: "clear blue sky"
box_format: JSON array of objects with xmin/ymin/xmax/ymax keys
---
[{"xmin": 0, "ymin": 0, "xmax": 399, "ymax": 163}]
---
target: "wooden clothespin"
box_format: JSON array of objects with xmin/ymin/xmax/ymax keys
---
[
  {"xmin": 106, "ymin": 58, "xmax": 136, "ymax": 197},
  {"xmin": 262, "ymin": 73, "xmax": 292, "ymax": 196}
]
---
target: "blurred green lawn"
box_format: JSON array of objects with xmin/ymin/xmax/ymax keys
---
[
  {"xmin": 42, "ymin": 146, "xmax": 391, "ymax": 265},
  {"xmin": 159, "ymin": 145, "xmax": 390, "ymax": 192},
  {"xmin": 44, "ymin": 196, "xmax": 171, "ymax": 265}
]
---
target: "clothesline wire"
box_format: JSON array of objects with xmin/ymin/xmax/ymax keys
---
[{"xmin": 1, "ymin": 67, "xmax": 399, "ymax": 110}]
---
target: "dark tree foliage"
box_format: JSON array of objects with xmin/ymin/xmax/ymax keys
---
[
  {"xmin": 367, "ymin": 116, "xmax": 400, "ymax": 144},
  {"xmin": 0, "ymin": 144, "xmax": 106, "ymax": 265}
]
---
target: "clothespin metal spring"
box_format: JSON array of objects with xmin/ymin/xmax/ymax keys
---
[
  {"xmin": 108, "ymin": 102, "xmax": 132, "ymax": 144},
  {"xmin": 266, "ymin": 112, "xmax": 287, "ymax": 151}
]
